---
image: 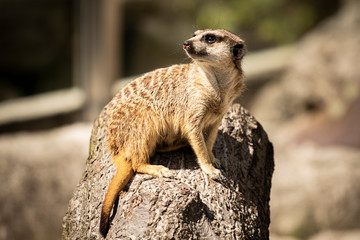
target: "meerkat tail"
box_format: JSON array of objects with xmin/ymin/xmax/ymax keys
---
[{"xmin": 100, "ymin": 156, "xmax": 134, "ymax": 237}]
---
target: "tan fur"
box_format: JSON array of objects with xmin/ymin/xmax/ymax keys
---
[{"xmin": 100, "ymin": 29, "xmax": 246, "ymax": 237}]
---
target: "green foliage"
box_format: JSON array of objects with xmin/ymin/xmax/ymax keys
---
[
  {"xmin": 122, "ymin": 0, "xmax": 339, "ymax": 75},
  {"xmin": 194, "ymin": 0, "xmax": 322, "ymax": 47}
]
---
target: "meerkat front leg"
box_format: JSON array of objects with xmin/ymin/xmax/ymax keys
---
[
  {"xmin": 188, "ymin": 130, "xmax": 223, "ymax": 179},
  {"xmin": 204, "ymin": 121, "xmax": 223, "ymax": 169}
]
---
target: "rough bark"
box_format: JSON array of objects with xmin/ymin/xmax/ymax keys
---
[{"xmin": 62, "ymin": 104, "xmax": 274, "ymax": 240}]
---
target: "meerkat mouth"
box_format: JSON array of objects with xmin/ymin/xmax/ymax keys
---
[{"xmin": 183, "ymin": 41, "xmax": 208, "ymax": 59}]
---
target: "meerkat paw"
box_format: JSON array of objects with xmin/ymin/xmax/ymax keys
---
[
  {"xmin": 159, "ymin": 167, "xmax": 175, "ymax": 178},
  {"xmin": 136, "ymin": 164, "xmax": 175, "ymax": 178},
  {"xmin": 200, "ymin": 164, "xmax": 224, "ymax": 180},
  {"xmin": 210, "ymin": 156, "xmax": 222, "ymax": 169}
]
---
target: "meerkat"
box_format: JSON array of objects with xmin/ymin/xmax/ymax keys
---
[{"xmin": 100, "ymin": 29, "xmax": 246, "ymax": 237}]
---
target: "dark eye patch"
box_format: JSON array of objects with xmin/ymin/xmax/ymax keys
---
[{"xmin": 203, "ymin": 34, "xmax": 218, "ymax": 44}]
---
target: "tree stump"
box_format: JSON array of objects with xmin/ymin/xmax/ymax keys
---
[{"xmin": 62, "ymin": 104, "xmax": 274, "ymax": 239}]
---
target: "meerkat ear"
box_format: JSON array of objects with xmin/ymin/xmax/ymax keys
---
[{"xmin": 232, "ymin": 43, "xmax": 246, "ymax": 60}]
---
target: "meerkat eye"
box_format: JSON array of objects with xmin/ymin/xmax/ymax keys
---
[
  {"xmin": 204, "ymin": 34, "xmax": 217, "ymax": 44},
  {"xmin": 192, "ymin": 34, "xmax": 196, "ymax": 37}
]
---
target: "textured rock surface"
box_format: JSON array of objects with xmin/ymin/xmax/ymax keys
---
[
  {"xmin": 249, "ymin": 1, "xmax": 360, "ymax": 239},
  {"xmin": 0, "ymin": 123, "xmax": 91, "ymax": 240},
  {"xmin": 308, "ymin": 230, "xmax": 360, "ymax": 240},
  {"xmin": 252, "ymin": 0, "xmax": 360, "ymax": 140},
  {"xmin": 270, "ymin": 144, "xmax": 360, "ymax": 237},
  {"xmin": 62, "ymin": 104, "xmax": 274, "ymax": 239}
]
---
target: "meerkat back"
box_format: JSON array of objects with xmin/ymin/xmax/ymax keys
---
[
  {"xmin": 106, "ymin": 64, "xmax": 193, "ymax": 166},
  {"xmin": 101, "ymin": 64, "xmax": 194, "ymax": 235}
]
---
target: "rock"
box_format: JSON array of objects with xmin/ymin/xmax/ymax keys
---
[
  {"xmin": 270, "ymin": 234, "xmax": 300, "ymax": 240},
  {"xmin": 61, "ymin": 104, "xmax": 274, "ymax": 239},
  {"xmin": 0, "ymin": 123, "xmax": 91, "ymax": 240},
  {"xmin": 248, "ymin": 1, "xmax": 360, "ymax": 238},
  {"xmin": 308, "ymin": 230, "xmax": 360, "ymax": 240},
  {"xmin": 270, "ymin": 144, "xmax": 360, "ymax": 237},
  {"xmin": 251, "ymin": 0, "xmax": 360, "ymax": 141}
]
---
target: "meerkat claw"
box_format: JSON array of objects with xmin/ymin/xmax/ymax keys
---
[
  {"xmin": 209, "ymin": 169, "xmax": 225, "ymax": 181},
  {"xmin": 212, "ymin": 157, "xmax": 222, "ymax": 169},
  {"xmin": 160, "ymin": 167, "xmax": 175, "ymax": 178},
  {"xmin": 200, "ymin": 165, "xmax": 224, "ymax": 180}
]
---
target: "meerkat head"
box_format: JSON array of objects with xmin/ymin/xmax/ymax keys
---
[{"xmin": 183, "ymin": 29, "xmax": 246, "ymax": 66}]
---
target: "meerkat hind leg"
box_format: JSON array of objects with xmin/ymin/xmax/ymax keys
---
[{"xmin": 136, "ymin": 164, "xmax": 174, "ymax": 178}]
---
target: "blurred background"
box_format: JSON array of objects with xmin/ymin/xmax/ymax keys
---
[{"xmin": 0, "ymin": 0, "xmax": 359, "ymax": 239}]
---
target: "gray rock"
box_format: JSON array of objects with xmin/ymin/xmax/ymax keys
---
[
  {"xmin": 252, "ymin": 0, "xmax": 360, "ymax": 137},
  {"xmin": 271, "ymin": 144, "xmax": 360, "ymax": 237},
  {"xmin": 248, "ymin": 1, "xmax": 360, "ymax": 238},
  {"xmin": 308, "ymin": 230, "xmax": 360, "ymax": 240},
  {"xmin": 62, "ymin": 104, "xmax": 274, "ymax": 239},
  {"xmin": 0, "ymin": 123, "xmax": 91, "ymax": 240}
]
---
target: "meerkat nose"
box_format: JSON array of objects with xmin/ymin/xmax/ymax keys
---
[{"xmin": 183, "ymin": 41, "xmax": 192, "ymax": 50}]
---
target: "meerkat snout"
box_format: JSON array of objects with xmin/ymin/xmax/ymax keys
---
[{"xmin": 183, "ymin": 41, "xmax": 192, "ymax": 50}]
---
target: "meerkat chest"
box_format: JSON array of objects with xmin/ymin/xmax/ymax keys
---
[{"xmin": 204, "ymin": 103, "xmax": 228, "ymax": 126}]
